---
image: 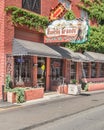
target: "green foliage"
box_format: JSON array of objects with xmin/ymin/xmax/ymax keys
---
[
  {"xmin": 5, "ymin": 74, "xmax": 11, "ymax": 89},
  {"xmin": 5, "ymin": 6, "xmax": 49, "ymax": 31},
  {"xmin": 64, "ymin": 10, "xmax": 75, "ymax": 20},
  {"xmin": 79, "ymin": 0, "xmax": 104, "ymax": 23},
  {"xmin": 84, "ymin": 83, "xmax": 88, "ymax": 91},
  {"xmin": 65, "ymin": 25, "xmax": 104, "ymax": 53},
  {"xmin": 14, "ymin": 88, "xmax": 25, "ymax": 103},
  {"xmin": 7, "ymin": 87, "xmax": 26, "ymax": 103},
  {"xmin": 66, "ymin": 1, "xmax": 104, "ymax": 53},
  {"xmin": 71, "ymin": 79, "xmax": 77, "ymax": 84}
]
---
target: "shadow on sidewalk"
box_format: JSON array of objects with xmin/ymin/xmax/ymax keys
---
[{"xmin": 80, "ymin": 93, "xmax": 91, "ymax": 96}]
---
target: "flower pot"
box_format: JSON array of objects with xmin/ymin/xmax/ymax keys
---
[{"xmin": 57, "ymin": 85, "xmax": 68, "ymax": 94}]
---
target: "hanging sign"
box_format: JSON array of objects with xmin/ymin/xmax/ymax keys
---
[
  {"xmin": 49, "ymin": 2, "xmax": 67, "ymax": 21},
  {"xmin": 44, "ymin": 19, "xmax": 89, "ymax": 44}
]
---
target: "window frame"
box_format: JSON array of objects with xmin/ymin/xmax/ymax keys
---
[{"xmin": 22, "ymin": 0, "xmax": 41, "ymax": 14}]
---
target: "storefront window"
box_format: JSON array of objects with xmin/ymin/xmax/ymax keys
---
[
  {"xmin": 83, "ymin": 63, "xmax": 89, "ymax": 78},
  {"xmin": 99, "ymin": 63, "xmax": 104, "ymax": 77},
  {"xmin": 14, "ymin": 56, "xmax": 32, "ymax": 86},
  {"xmin": 91, "ymin": 62, "xmax": 96, "ymax": 78},
  {"xmin": 70, "ymin": 61, "xmax": 76, "ymax": 81},
  {"xmin": 51, "ymin": 59, "xmax": 63, "ymax": 80},
  {"xmin": 37, "ymin": 57, "xmax": 46, "ymax": 88},
  {"xmin": 22, "ymin": 0, "xmax": 41, "ymax": 14}
]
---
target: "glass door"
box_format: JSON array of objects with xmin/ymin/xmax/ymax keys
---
[
  {"xmin": 50, "ymin": 58, "xmax": 63, "ymax": 87},
  {"xmin": 37, "ymin": 57, "xmax": 46, "ymax": 89}
]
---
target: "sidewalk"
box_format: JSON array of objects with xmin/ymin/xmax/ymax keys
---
[{"xmin": 0, "ymin": 90, "xmax": 104, "ymax": 110}]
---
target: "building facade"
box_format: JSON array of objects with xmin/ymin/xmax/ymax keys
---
[{"xmin": 0, "ymin": 0, "xmax": 104, "ymax": 100}]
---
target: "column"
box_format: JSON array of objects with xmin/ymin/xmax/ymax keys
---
[
  {"xmin": 46, "ymin": 57, "xmax": 51, "ymax": 91},
  {"xmin": 32, "ymin": 56, "xmax": 37, "ymax": 86}
]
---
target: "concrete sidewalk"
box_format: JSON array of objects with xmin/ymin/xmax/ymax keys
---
[{"xmin": 0, "ymin": 90, "xmax": 104, "ymax": 109}]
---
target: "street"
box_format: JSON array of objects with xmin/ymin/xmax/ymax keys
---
[
  {"xmin": 34, "ymin": 104, "xmax": 104, "ymax": 130},
  {"xmin": 0, "ymin": 92, "xmax": 104, "ymax": 130}
]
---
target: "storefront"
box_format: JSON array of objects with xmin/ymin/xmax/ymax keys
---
[
  {"xmin": 4, "ymin": 37, "xmax": 104, "ymax": 98},
  {"xmin": 7, "ymin": 38, "xmax": 89, "ymax": 92}
]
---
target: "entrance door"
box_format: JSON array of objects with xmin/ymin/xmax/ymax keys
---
[
  {"xmin": 50, "ymin": 58, "xmax": 63, "ymax": 89},
  {"xmin": 14, "ymin": 56, "xmax": 32, "ymax": 86},
  {"xmin": 37, "ymin": 57, "xmax": 46, "ymax": 90}
]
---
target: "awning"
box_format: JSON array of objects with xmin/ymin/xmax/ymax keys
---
[
  {"xmin": 47, "ymin": 45, "xmax": 79, "ymax": 61},
  {"xmin": 84, "ymin": 51, "xmax": 104, "ymax": 62},
  {"xmin": 13, "ymin": 39, "xmax": 62, "ymax": 59},
  {"xmin": 75, "ymin": 52, "xmax": 93, "ymax": 62},
  {"xmin": 13, "ymin": 38, "xmax": 75, "ymax": 60},
  {"xmin": 12, "ymin": 38, "xmax": 92, "ymax": 62},
  {"xmin": 48, "ymin": 45, "xmax": 91, "ymax": 62}
]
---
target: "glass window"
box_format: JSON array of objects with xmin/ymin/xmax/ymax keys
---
[
  {"xmin": 70, "ymin": 61, "xmax": 76, "ymax": 81},
  {"xmin": 51, "ymin": 59, "xmax": 63, "ymax": 80},
  {"xmin": 91, "ymin": 62, "xmax": 96, "ymax": 78},
  {"xmin": 80, "ymin": 9, "xmax": 88, "ymax": 19},
  {"xmin": 22, "ymin": 0, "xmax": 41, "ymax": 14},
  {"xmin": 14, "ymin": 56, "xmax": 32, "ymax": 86},
  {"xmin": 99, "ymin": 63, "xmax": 104, "ymax": 77},
  {"xmin": 82, "ymin": 62, "xmax": 89, "ymax": 78},
  {"xmin": 58, "ymin": 0, "xmax": 71, "ymax": 9}
]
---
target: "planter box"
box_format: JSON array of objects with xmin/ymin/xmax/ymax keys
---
[
  {"xmin": 25, "ymin": 88, "xmax": 44, "ymax": 101},
  {"xmin": 88, "ymin": 83, "xmax": 104, "ymax": 91},
  {"xmin": 3, "ymin": 92, "xmax": 7, "ymax": 101},
  {"xmin": 7, "ymin": 92, "xmax": 16, "ymax": 103},
  {"xmin": 57, "ymin": 85, "xmax": 68, "ymax": 94},
  {"xmin": 7, "ymin": 87, "xmax": 44, "ymax": 103}
]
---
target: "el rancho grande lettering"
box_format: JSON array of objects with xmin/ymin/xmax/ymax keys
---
[{"xmin": 46, "ymin": 28, "xmax": 77, "ymax": 37}]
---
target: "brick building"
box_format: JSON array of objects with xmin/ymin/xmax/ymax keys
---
[{"xmin": 0, "ymin": 0, "xmax": 104, "ymax": 100}]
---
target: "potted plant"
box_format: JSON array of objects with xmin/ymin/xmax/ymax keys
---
[
  {"xmin": 6, "ymin": 87, "xmax": 44, "ymax": 103},
  {"xmin": 7, "ymin": 87, "xmax": 26, "ymax": 103}
]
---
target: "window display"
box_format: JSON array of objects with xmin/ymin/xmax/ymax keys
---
[
  {"xmin": 51, "ymin": 59, "xmax": 62, "ymax": 80},
  {"xmin": 70, "ymin": 61, "xmax": 76, "ymax": 81},
  {"xmin": 91, "ymin": 62, "xmax": 96, "ymax": 78}
]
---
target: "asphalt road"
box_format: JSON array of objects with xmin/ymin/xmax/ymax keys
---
[
  {"xmin": 34, "ymin": 104, "xmax": 104, "ymax": 130},
  {"xmin": 0, "ymin": 92, "xmax": 104, "ymax": 130}
]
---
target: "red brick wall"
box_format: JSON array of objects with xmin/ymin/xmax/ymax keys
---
[
  {"xmin": 5, "ymin": 0, "xmax": 22, "ymax": 7},
  {"xmin": 0, "ymin": 0, "xmax": 5, "ymax": 100},
  {"xmin": 41, "ymin": 0, "xmax": 58, "ymax": 16},
  {"xmin": 71, "ymin": 0, "xmax": 81, "ymax": 18},
  {"xmin": 14, "ymin": 28, "xmax": 44, "ymax": 43},
  {"xmin": 41, "ymin": 0, "xmax": 81, "ymax": 18},
  {"xmin": 0, "ymin": 0, "xmax": 22, "ymax": 100}
]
